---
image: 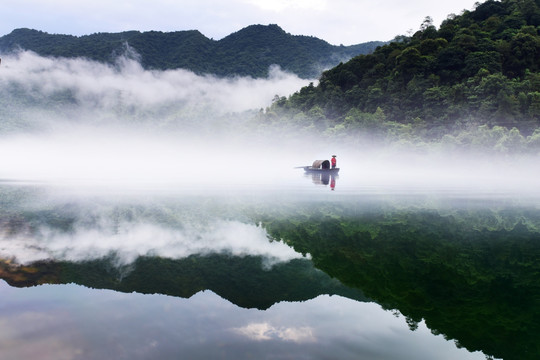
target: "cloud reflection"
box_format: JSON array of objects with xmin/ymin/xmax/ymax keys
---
[
  {"xmin": 0, "ymin": 219, "xmax": 309, "ymax": 267},
  {"xmin": 233, "ymin": 322, "xmax": 316, "ymax": 343},
  {"xmin": 0, "ymin": 281, "xmax": 490, "ymax": 360}
]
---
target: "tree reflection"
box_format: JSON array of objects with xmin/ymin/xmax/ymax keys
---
[{"xmin": 260, "ymin": 203, "xmax": 540, "ymax": 360}]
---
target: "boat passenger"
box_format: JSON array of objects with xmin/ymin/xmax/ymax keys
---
[{"xmin": 331, "ymin": 155, "xmax": 337, "ymax": 169}]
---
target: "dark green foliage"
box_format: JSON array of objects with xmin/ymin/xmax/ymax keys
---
[
  {"xmin": 272, "ymin": 0, "xmax": 540, "ymax": 137},
  {"xmin": 260, "ymin": 202, "xmax": 540, "ymax": 360},
  {"xmin": 0, "ymin": 25, "xmax": 385, "ymax": 79},
  {"xmin": 0, "ymin": 28, "xmax": 139, "ymax": 62}
]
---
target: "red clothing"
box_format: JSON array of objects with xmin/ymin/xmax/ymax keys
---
[{"xmin": 331, "ymin": 157, "xmax": 337, "ymax": 168}]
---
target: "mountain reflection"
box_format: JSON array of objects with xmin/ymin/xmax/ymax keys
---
[
  {"xmin": 1, "ymin": 186, "xmax": 539, "ymax": 359},
  {"xmin": 0, "ymin": 255, "xmax": 366, "ymax": 310}
]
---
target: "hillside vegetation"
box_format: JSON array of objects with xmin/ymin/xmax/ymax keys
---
[
  {"xmin": 269, "ymin": 0, "xmax": 540, "ymax": 151},
  {"xmin": 0, "ymin": 25, "xmax": 384, "ymax": 79}
]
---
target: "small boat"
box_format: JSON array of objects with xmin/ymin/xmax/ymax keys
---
[{"xmin": 301, "ymin": 160, "xmax": 339, "ymax": 174}]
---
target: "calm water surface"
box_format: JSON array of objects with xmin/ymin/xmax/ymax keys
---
[{"xmin": 0, "ymin": 175, "xmax": 537, "ymax": 360}]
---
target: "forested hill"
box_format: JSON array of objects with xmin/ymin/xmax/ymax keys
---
[
  {"xmin": 271, "ymin": 0, "xmax": 540, "ymax": 139},
  {"xmin": 0, "ymin": 25, "xmax": 385, "ymax": 79}
]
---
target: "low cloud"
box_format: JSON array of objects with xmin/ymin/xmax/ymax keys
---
[{"xmin": 0, "ymin": 50, "xmax": 312, "ymax": 128}]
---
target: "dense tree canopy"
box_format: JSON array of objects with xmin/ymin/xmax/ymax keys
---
[{"xmin": 270, "ymin": 0, "xmax": 540, "ymax": 145}]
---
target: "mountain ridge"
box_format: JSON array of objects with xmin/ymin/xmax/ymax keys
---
[{"xmin": 0, "ymin": 25, "xmax": 386, "ymax": 79}]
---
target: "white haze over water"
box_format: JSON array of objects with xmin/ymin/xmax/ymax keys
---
[
  {"xmin": 0, "ymin": 130, "xmax": 297, "ymax": 187},
  {"xmin": 1, "ymin": 51, "xmax": 540, "ymax": 196}
]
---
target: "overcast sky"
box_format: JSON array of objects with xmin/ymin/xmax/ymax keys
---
[{"xmin": 2, "ymin": 0, "xmax": 479, "ymax": 45}]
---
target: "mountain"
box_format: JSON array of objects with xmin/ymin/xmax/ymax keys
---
[
  {"xmin": 269, "ymin": 0, "xmax": 540, "ymax": 140},
  {"xmin": 0, "ymin": 25, "xmax": 386, "ymax": 79}
]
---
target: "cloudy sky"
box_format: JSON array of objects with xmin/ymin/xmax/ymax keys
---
[{"xmin": 3, "ymin": 0, "xmax": 479, "ymax": 45}]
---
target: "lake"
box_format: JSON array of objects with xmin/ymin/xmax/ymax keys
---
[
  {"xmin": 1, "ymin": 48, "xmax": 538, "ymax": 360},
  {"xmin": 1, "ymin": 170, "xmax": 538, "ymax": 360}
]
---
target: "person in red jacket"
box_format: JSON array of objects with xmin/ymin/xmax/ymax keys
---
[{"xmin": 331, "ymin": 155, "xmax": 337, "ymax": 169}]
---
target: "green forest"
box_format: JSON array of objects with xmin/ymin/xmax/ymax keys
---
[
  {"xmin": 0, "ymin": 25, "xmax": 383, "ymax": 79},
  {"xmin": 267, "ymin": 0, "xmax": 540, "ymax": 152}
]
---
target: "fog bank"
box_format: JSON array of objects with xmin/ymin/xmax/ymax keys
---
[{"xmin": 0, "ymin": 50, "xmax": 312, "ymax": 131}]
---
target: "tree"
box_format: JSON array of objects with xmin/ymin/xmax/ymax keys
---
[{"xmin": 395, "ymin": 47, "xmax": 426, "ymax": 83}]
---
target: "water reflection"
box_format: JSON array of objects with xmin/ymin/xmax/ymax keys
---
[
  {"xmin": 0, "ymin": 255, "xmax": 366, "ymax": 310},
  {"xmin": 0, "ymin": 281, "xmax": 486, "ymax": 360},
  {"xmin": 306, "ymin": 172, "xmax": 338, "ymax": 190},
  {"xmin": 1, "ymin": 184, "xmax": 537, "ymax": 359},
  {"xmin": 261, "ymin": 201, "xmax": 540, "ymax": 360}
]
